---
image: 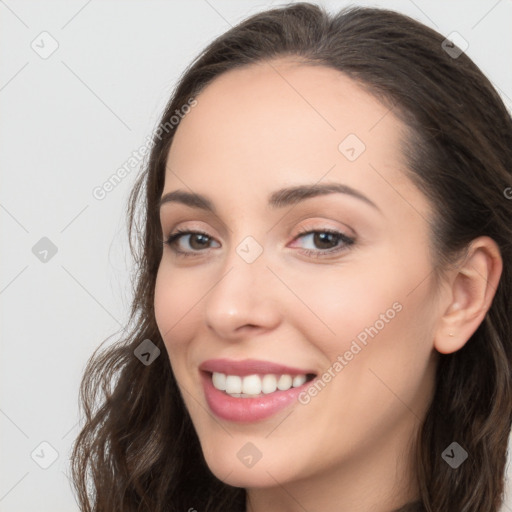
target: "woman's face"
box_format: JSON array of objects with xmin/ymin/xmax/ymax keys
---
[{"xmin": 155, "ymin": 59, "xmax": 441, "ymax": 489}]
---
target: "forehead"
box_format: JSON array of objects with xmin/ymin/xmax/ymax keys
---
[
  {"xmin": 165, "ymin": 58, "xmax": 430, "ymax": 222},
  {"xmin": 169, "ymin": 59, "xmax": 405, "ymax": 173}
]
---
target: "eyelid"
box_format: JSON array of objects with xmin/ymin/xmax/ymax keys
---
[{"xmin": 160, "ymin": 214, "xmax": 228, "ymax": 239}]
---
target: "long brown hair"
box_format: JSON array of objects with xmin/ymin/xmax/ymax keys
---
[{"xmin": 70, "ymin": 3, "xmax": 512, "ymax": 511}]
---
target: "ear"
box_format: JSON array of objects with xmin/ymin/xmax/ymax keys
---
[{"xmin": 433, "ymin": 236, "xmax": 503, "ymax": 355}]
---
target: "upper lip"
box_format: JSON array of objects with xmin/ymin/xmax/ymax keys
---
[{"xmin": 199, "ymin": 358, "xmax": 317, "ymax": 376}]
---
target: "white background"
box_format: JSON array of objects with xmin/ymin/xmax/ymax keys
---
[{"xmin": 1, "ymin": 1, "xmax": 511, "ymax": 510}]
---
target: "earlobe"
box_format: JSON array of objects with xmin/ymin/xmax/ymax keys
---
[{"xmin": 433, "ymin": 236, "xmax": 503, "ymax": 355}]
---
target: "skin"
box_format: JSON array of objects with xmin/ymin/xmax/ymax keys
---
[{"xmin": 154, "ymin": 58, "xmax": 502, "ymax": 512}]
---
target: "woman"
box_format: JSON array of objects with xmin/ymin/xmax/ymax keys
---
[{"xmin": 71, "ymin": 3, "xmax": 512, "ymax": 511}]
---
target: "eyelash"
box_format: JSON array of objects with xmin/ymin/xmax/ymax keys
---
[{"xmin": 163, "ymin": 227, "xmax": 355, "ymax": 259}]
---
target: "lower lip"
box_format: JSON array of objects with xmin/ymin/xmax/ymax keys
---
[{"xmin": 201, "ymin": 372, "xmax": 313, "ymax": 423}]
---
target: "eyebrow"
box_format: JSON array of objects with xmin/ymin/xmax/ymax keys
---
[{"xmin": 158, "ymin": 182, "xmax": 381, "ymax": 214}]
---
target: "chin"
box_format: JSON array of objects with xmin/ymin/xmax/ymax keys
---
[
  {"xmin": 208, "ymin": 462, "xmax": 287, "ymax": 489},
  {"xmin": 200, "ymin": 441, "xmax": 298, "ymax": 488}
]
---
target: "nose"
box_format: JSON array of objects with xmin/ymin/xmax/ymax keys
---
[{"xmin": 204, "ymin": 248, "xmax": 282, "ymax": 340}]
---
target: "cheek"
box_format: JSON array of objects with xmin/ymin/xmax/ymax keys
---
[
  {"xmin": 309, "ymin": 260, "xmax": 437, "ymax": 426},
  {"xmin": 288, "ymin": 249, "xmax": 436, "ymax": 400},
  {"xmin": 154, "ymin": 264, "xmax": 203, "ymax": 353},
  {"xmin": 281, "ymin": 257, "xmax": 401, "ymax": 353},
  {"xmin": 288, "ymin": 268, "xmax": 436, "ymax": 463}
]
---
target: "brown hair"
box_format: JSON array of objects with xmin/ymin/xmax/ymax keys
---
[{"xmin": 71, "ymin": 3, "xmax": 512, "ymax": 511}]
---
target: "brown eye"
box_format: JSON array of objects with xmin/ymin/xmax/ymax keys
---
[
  {"xmin": 164, "ymin": 230, "xmax": 220, "ymax": 256},
  {"xmin": 187, "ymin": 233, "xmax": 211, "ymax": 250},
  {"xmin": 311, "ymin": 232, "xmax": 340, "ymax": 250},
  {"xmin": 291, "ymin": 229, "xmax": 355, "ymax": 258}
]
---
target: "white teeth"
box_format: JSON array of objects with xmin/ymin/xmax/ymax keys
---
[
  {"xmin": 292, "ymin": 374, "xmax": 306, "ymax": 387},
  {"xmin": 277, "ymin": 374, "xmax": 293, "ymax": 391},
  {"xmin": 211, "ymin": 372, "xmax": 310, "ymax": 397},
  {"xmin": 225, "ymin": 375, "xmax": 242, "ymax": 394},
  {"xmin": 262, "ymin": 374, "xmax": 277, "ymax": 394},
  {"xmin": 242, "ymin": 374, "xmax": 262, "ymax": 395},
  {"xmin": 212, "ymin": 372, "xmax": 227, "ymax": 391}
]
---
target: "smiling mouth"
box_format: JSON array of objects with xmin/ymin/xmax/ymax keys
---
[{"xmin": 208, "ymin": 371, "xmax": 317, "ymax": 398}]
